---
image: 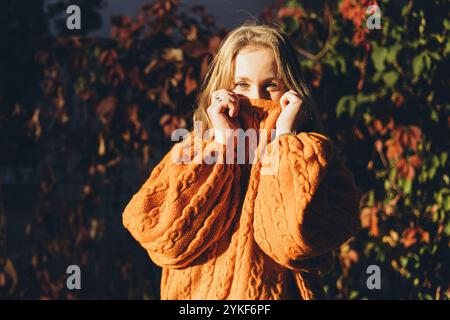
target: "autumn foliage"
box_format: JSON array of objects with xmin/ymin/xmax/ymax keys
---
[
  {"xmin": 0, "ymin": 0, "xmax": 449, "ymax": 299},
  {"xmin": 266, "ymin": 0, "xmax": 449, "ymax": 299}
]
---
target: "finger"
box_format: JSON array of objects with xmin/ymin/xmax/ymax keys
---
[
  {"xmin": 212, "ymin": 96, "xmax": 229, "ymax": 110},
  {"xmin": 287, "ymin": 91, "xmax": 303, "ymax": 105},
  {"xmin": 280, "ymin": 92, "xmax": 290, "ymax": 109},
  {"xmin": 233, "ymin": 92, "xmax": 246, "ymax": 101},
  {"xmin": 211, "ymin": 90, "xmax": 227, "ymax": 104},
  {"xmin": 224, "ymin": 91, "xmax": 238, "ymax": 102},
  {"xmin": 214, "ymin": 92, "xmax": 235, "ymax": 105},
  {"xmin": 210, "ymin": 99, "xmax": 228, "ymax": 115},
  {"xmin": 231, "ymin": 97, "xmax": 240, "ymax": 117},
  {"xmin": 228, "ymin": 91, "xmax": 240, "ymax": 102},
  {"xmin": 211, "ymin": 91, "xmax": 240, "ymax": 117},
  {"xmin": 227, "ymin": 96, "xmax": 237, "ymax": 105},
  {"xmin": 207, "ymin": 104, "xmax": 218, "ymax": 118},
  {"xmin": 228, "ymin": 100, "xmax": 239, "ymax": 118},
  {"xmin": 223, "ymin": 93, "xmax": 239, "ymax": 117},
  {"xmin": 213, "ymin": 98, "xmax": 236, "ymax": 118},
  {"xmin": 211, "ymin": 90, "xmax": 221, "ymax": 102},
  {"xmin": 217, "ymin": 101, "xmax": 230, "ymax": 115}
]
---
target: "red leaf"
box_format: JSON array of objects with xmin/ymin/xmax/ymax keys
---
[
  {"xmin": 401, "ymin": 227, "xmax": 417, "ymax": 248},
  {"xmin": 385, "ymin": 139, "xmax": 403, "ymax": 160},
  {"xmin": 360, "ymin": 207, "xmax": 379, "ymax": 237},
  {"xmin": 408, "ymin": 155, "xmax": 422, "ymax": 168},
  {"xmin": 375, "ymin": 139, "xmax": 383, "ymax": 152}
]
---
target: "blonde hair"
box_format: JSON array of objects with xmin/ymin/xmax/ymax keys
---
[{"xmin": 193, "ymin": 21, "xmax": 326, "ymax": 135}]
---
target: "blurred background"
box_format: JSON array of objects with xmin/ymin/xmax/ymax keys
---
[{"xmin": 0, "ymin": 0, "xmax": 448, "ymax": 299}]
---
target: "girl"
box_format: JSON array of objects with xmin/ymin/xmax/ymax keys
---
[{"xmin": 122, "ymin": 22, "xmax": 360, "ymax": 300}]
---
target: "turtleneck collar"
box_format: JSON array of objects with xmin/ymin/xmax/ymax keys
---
[{"xmin": 239, "ymin": 98, "xmax": 281, "ymax": 110}]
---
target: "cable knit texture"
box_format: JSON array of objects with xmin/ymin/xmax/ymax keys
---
[{"xmin": 122, "ymin": 98, "xmax": 361, "ymax": 300}]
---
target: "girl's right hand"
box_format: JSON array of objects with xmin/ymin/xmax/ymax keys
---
[{"xmin": 207, "ymin": 89, "xmax": 241, "ymax": 144}]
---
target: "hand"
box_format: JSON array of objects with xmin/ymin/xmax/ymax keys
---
[
  {"xmin": 207, "ymin": 89, "xmax": 241, "ymax": 144},
  {"xmin": 276, "ymin": 90, "xmax": 303, "ymax": 136}
]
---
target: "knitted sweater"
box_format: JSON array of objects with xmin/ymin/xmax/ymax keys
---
[{"xmin": 122, "ymin": 98, "xmax": 360, "ymax": 300}]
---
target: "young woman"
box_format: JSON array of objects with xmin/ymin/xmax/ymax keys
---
[{"xmin": 122, "ymin": 22, "xmax": 360, "ymax": 300}]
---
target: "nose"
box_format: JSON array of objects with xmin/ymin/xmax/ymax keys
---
[{"xmin": 248, "ymin": 86, "xmax": 270, "ymax": 100}]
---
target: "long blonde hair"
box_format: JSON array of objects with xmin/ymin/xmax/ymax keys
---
[{"xmin": 193, "ymin": 21, "xmax": 325, "ymax": 135}]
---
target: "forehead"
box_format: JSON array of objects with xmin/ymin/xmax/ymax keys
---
[{"xmin": 233, "ymin": 47, "xmax": 278, "ymax": 79}]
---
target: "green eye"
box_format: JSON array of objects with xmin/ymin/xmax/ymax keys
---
[{"xmin": 235, "ymin": 82, "xmax": 249, "ymax": 88}]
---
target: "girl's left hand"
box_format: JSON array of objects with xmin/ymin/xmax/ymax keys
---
[{"xmin": 276, "ymin": 90, "xmax": 303, "ymax": 135}]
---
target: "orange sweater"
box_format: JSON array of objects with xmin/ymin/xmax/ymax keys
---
[{"xmin": 122, "ymin": 98, "xmax": 360, "ymax": 300}]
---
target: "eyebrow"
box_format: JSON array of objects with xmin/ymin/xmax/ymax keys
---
[{"xmin": 234, "ymin": 76, "xmax": 279, "ymax": 82}]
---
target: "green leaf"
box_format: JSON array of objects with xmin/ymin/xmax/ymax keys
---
[
  {"xmin": 441, "ymin": 152, "xmax": 448, "ymax": 166},
  {"xmin": 349, "ymin": 291, "xmax": 359, "ymax": 299},
  {"xmin": 325, "ymin": 56, "xmax": 347, "ymax": 74},
  {"xmin": 413, "ymin": 54, "xmax": 424, "ymax": 79},
  {"xmin": 336, "ymin": 95, "xmax": 356, "ymax": 117},
  {"xmin": 383, "ymin": 71, "xmax": 399, "ymax": 87},
  {"xmin": 286, "ymin": 0, "xmax": 298, "ymax": 8},
  {"xmin": 403, "ymin": 179, "xmax": 412, "ymax": 195},
  {"xmin": 444, "ymin": 19, "xmax": 450, "ymax": 30},
  {"xmin": 371, "ymin": 44, "xmax": 387, "ymax": 72},
  {"xmin": 429, "ymin": 167, "xmax": 437, "ymax": 179},
  {"xmin": 445, "ymin": 40, "xmax": 450, "ymax": 55},
  {"xmin": 356, "ymin": 93, "xmax": 377, "ymax": 104},
  {"xmin": 431, "ymin": 109, "xmax": 439, "ymax": 122},
  {"xmin": 368, "ymin": 190, "xmax": 375, "ymax": 206},
  {"xmin": 423, "ymin": 53, "xmax": 432, "ymax": 70},
  {"xmin": 432, "ymin": 155, "xmax": 440, "ymax": 168},
  {"xmin": 300, "ymin": 59, "xmax": 314, "ymax": 69},
  {"xmin": 386, "ymin": 44, "xmax": 401, "ymax": 64},
  {"xmin": 400, "ymin": 256, "xmax": 408, "ymax": 267},
  {"xmin": 373, "ymin": 71, "xmax": 383, "ymax": 83},
  {"xmin": 401, "ymin": 4, "xmax": 412, "ymax": 17},
  {"xmin": 444, "ymin": 195, "xmax": 450, "ymax": 212},
  {"xmin": 445, "ymin": 222, "xmax": 450, "ymax": 236}
]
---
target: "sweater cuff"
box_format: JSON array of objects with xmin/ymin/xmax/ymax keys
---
[{"xmin": 275, "ymin": 128, "xmax": 297, "ymax": 139}]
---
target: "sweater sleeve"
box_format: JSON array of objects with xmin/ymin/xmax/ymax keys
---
[
  {"xmin": 122, "ymin": 133, "xmax": 241, "ymax": 269},
  {"xmin": 253, "ymin": 132, "xmax": 360, "ymax": 272}
]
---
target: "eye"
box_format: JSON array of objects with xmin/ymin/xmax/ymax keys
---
[
  {"xmin": 235, "ymin": 82, "xmax": 249, "ymax": 89},
  {"xmin": 266, "ymin": 82, "xmax": 279, "ymax": 89}
]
